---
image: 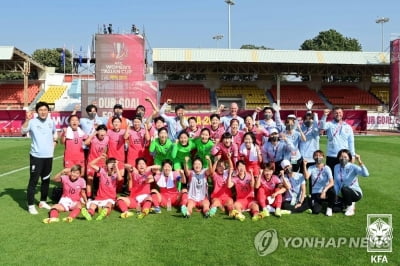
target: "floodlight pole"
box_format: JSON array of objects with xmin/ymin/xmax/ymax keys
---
[
  {"xmin": 225, "ymin": 0, "xmax": 234, "ymax": 49},
  {"xmin": 376, "ymin": 17, "xmax": 389, "ymax": 52},
  {"xmin": 212, "ymin": 34, "xmax": 224, "ymax": 48}
]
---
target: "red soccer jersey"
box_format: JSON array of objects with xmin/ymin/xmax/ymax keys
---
[
  {"xmin": 260, "ymin": 175, "xmax": 281, "ymax": 192},
  {"xmin": 88, "ymin": 135, "xmax": 110, "ymax": 166},
  {"xmin": 126, "ymin": 128, "xmax": 148, "ymax": 164},
  {"xmin": 206, "ymin": 125, "xmax": 225, "ymax": 143},
  {"xmin": 211, "ymin": 142, "xmax": 239, "ymax": 164},
  {"xmin": 61, "ymin": 175, "xmax": 86, "ymax": 202},
  {"xmin": 232, "ymin": 173, "xmax": 254, "ymax": 200},
  {"xmin": 211, "ymin": 170, "xmax": 233, "ymax": 199},
  {"xmin": 95, "ymin": 168, "xmax": 118, "ymax": 200},
  {"xmin": 248, "ymin": 126, "xmax": 269, "ymax": 146},
  {"xmin": 231, "ymin": 130, "xmax": 244, "ymax": 149},
  {"xmin": 107, "ymin": 129, "xmax": 125, "ymax": 162},
  {"xmin": 129, "ymin": 171, "xmax": 151, "ymax": 197},
  {"xmin": 64, "ymin": 130, "xmax": 87, "ymax": 164}
]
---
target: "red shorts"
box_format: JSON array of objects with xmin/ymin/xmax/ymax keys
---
[
  {"xmin": 235, "ymin": 197, "xmax": 256, "ymax": 210},
  {"xmin": 212, "ymin": 195, "xmax": 233, "ymax": 206},
  {"xmin": 160, "ymin": 192, "xmax": 180, "ymax": 207},
  {"xmin": 188, "ymin": 198, "xmax": 210, "ymax": 208}
]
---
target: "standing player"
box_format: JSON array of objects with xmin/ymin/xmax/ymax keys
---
[
  {"xmin": 107, "ymin": 116, "xmax": 126, "ymax": 192},
  {"xmin": 22, "ymin": 102, "xmax": 58, "ymax": 214},
  {"xmin": 206, "ymin": 114, "xmax": 225, "ymax": 143},
  {"xmin": 124, "ymin": 116, "xmax": 150, "ymax": 166},
  {"xmin": 42, "ymin": 165, "xmax": 87, "ymax": 223},
  {"xmin": 81, "ymin": 155, "xmax": 123, "ymax": 221},
  {"xmin": 149, "ymin": 127, "xmax": 174, "ymax": 166},
  {"xmin": 171, "ymin": 131, "xmax": 196, "ymax": 170},
  {"xmin": 193, "ymin": 128, "xmax": 214, "ymax": 169},
  {"xmin": 239, "ymin": 132, "xmax": 263, "ymax": 177},
  {"xmin": 211, "ymin": 132, "xmax": 239, "ymax": 166},
  {"xmin": 84, "ymin": 124, "xmax": 109, "ymax": 198},
  {"xmin": 60, "ymin": 115, "xmax": 87, "ymax": 175}
]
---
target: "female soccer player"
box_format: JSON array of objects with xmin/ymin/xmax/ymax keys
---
[
  {"xmin": 255, "ymin": 162, "xmax": 287, "ymax": 217},
  {"xmin": 149, "ymin": 127, "xmax": 174, "ymax": 166},
  {"xmin": 151, "ymin": 159, "xmax": 188, "ymax": 213},
  {"xmin": 171, "ymin": 131, "xmax": 196, "ymax": 170},
  {"xmin": 185, "ymin": 116, "xmax": 202, "ymax": 138},
  {"xmin": 208, "ymin": 154, "xmax": 234, "ymax": 217},
  {"xmin": 84, "ymin": 124, "xmax": 109, "ymax": 198},
  {"xmin": 303, "ymin": 150, "xmax": 335, "ymax": 216},
  {"xmin": 124, "ymin": 116, "xmax": 150, "ymax": 166},
  {"xmin": 239, "ymin": 132, "xmax": 262, "ymax": 177},
  {"xmin": 243, "ymin": 115, "xmax": 269, "ymax": 146},
  {"xmin": 182, "ymin": 156, "xmax": 213, "ymax": 218},
  {"xmin": 211, "ymin": 132, "xmax": 239, "ymax": 165},
  {"xmin": 43, "ymin": 165, "xmax": 87, "ymax": 223},
  {"xmin": 334, "ymin": 149, "xmax": 369, "ymax": 216},
  {"xmin": 227, "ymin": 160, "xmax": 261, "ymax": 221},
  {"xmin": 60, "ymin": 115, "xmax": 87, "ymax": 175},
  {"xmin": 206, "ymin": 114, "xmax": 225, "ymax": 144},
  {"xmin": 228, "ymin": 118, "xmax": 244, "ymax": 148},
  {"xmin": 193, "ymin": 128, "xmax": 214, "ymax": 168},
  {"xmin": 81, "ymin": 155, "xmax": 123, "ymax": 221},
  {"xmin": 115, "ymin": 157, "xmax": 157, "ymax": 219}
]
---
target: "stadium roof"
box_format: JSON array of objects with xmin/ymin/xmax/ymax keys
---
[
  {"xmin": 0, "ymin": 46, "xmax": 46, "ymax": 73},
  {"xmin": 153, "ymin": 48, "xmax": 389, "ymax": 65}
]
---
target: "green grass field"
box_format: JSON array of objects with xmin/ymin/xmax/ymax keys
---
[{"xmin": 0, "ymin": 136, "xmax": 399, "ymax": 265}]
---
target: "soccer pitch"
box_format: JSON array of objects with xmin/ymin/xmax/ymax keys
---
[{"xmin": 0, "ymin": 136, "xmax": 398, "ymax": 265}]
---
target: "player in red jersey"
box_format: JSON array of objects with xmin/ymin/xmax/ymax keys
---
[
  {"xmin": 229, "ymin": 118, "xmax": 245, "ymax": 148},
  {"xmin": 107, "ymin": 116, "xmax": 126, "ymax": 192},
  {"xmin": 42, "ymin": 165, "xmax": 87, "ymax": 223},
  {"xmin": 84, "ymin": 124, "xmax": 109, "ymax": 198},
  {"xmin": 81, "ymin": 155, "xmax": 123, "ymax": 221},
  {"xmin": 239, "ymin": 132, "xmax": 262, "ymax": 177},
  {"xmin": 207, "ymin": 154, "xmax": 234, "ymax": 217},
  {"xmin": 151, "ymin": 159, "xmax": 188, "ymax": 213},
  {"xmin": 227, "ymin": 160, "xmax": 261, "ymax": 221},
  {"xmin": 255, "ymin": 162, "xmax": 288, "ymax": 217},
  {"xmin": 116, "ymin": 157, "xmax": 159, "ymax": 219},
  {"xmin": 124, "ymin": 116, "xmax": 150, "ymax": 166},
  {"xmin": 206, "ymin": 114, "xmax": 225, "ymax": 144},
  {"xmin": 60, "ymin": 115, "xmax": 88, "ymax": 175},
  {"xmin": 211, "ymin": 132, "xmax": 239, "ymax": 165}
]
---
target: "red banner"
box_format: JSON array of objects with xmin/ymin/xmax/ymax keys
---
[
  {"xmin": 390, "ymin": 39, "xmax": 400, "ymax": 115},
  {"xmin": 95, "ymin": 34, "xmax": 145, "ymax": 81}
]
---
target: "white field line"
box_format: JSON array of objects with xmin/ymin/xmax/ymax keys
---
[{"xmin": 0, "ymin": 155, "xmax": 63, "ymax": 177}]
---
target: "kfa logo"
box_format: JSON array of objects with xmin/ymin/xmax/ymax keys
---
[
  {"xmin": 366, "ymin": 214, "xmax": 393, "ymax": 252},
  {"xmin": 367, "ymin": 214, "xmax": 392, "ymax": 264}
]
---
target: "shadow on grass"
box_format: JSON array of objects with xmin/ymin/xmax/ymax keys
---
[{"xmin": 0, "ymin": 188, "xmax": 27, "ymax": 210}]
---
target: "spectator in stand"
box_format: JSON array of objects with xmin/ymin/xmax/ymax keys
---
[
  {"xmin": 107, "ymin": 104, "xmax": 131, "ymax": 130},
  {"xmin": 22, "ymin": 101, "xmax": 58, "ymax": 215},
  {"xmin": 217, "ymin": 102, "xmax": 245, "ymax": 130},
  {"xmin": 159, "ymin": 99, "xmax": 188, "ymax": 142},
  {"xmin": 319, "ymin": 107, "xmax": 355, "ymax": 174}
]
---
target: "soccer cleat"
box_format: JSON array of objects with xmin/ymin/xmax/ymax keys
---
[
  {"xmin": 208, "ymin": 207, "xmax": 217, "ymax": 217},
  {"xmin": 236, "ymin": 212, "xmax": 246, "ymax": 222},
  {"xmin": 137, "ymin": 209, "xmax": 149, "ymax": 219},
  {"xmin": 344, "ymin": 203, "xmax": 355, "ymax": 216},
  {"xmin": 81, "ymin": 208, "xmax": 93, "ymax": 221},
  {"xmin": 39, "ymin": 201, "xmax": 51, "ymax": 210},
  {"xmin": 28, "ymin": 205, "xmax": 38, "ymax": 215},
  {"xmin": 326, "ymin": 207, "xmax": 333, "ymax": 217},
  {"xmin": 62, "ymin": 217, "xmax": 74, "ymax": 223},
  {"xmin": 152, "ymin": 207, "xmax": 162, "ymax": 214},
  {"xmin": 42, "ymin": 217, "xmax": 60, "ymax": 224},
  {"xmin": 280, "ymin": 210, "xmax": 291, "ymax": 215},
  {"xmin": 266, "ymin": 205, "xmax": 276, "ymax": 213},
  {"xmin": 181, "ymin": 205, "xmax": 188, "ymax": 217},
  {"xmin": 275, "ymin": 208, "xmax": 282, "ymax": 217},
  {"xmin": 96, "ymin": 208, "xmax": 108, "ymax": 221},
  {"xmin": 120, "ymin": 211, "xmax": 134, "ymax": 219},
  {"xmin": 229, "ymin": 209, "xmax": 239, "ymax": 218},
  {"xmin": 261, "ymin": 209, "xmax": 270, "ymax": 217}
]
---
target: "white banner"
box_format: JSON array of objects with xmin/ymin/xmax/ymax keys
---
[{"xmin": 367, "ymin": 112, "xmax": 399, "ymax": 130}]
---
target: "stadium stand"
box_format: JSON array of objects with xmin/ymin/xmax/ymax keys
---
[
  {"xmin": 160, "ymin": 84, "xmax": 211, "ymax": 110},
  {"xmin": 216, "ymin": 85, "xmax": 270, "ymax": 109},
  {"xmin": 321, "ymin": 85, "xmax": 382, "ymax": 109},
  {"xmin": 0, "ymin": 84, "xmax": 40, "ymax": 109},
  {"xmin": 269, "ymin": 85, "xmax": 326, "ymax": 109},
  {"xmin": 38, "ymin": 85, "xmax": 67, "ymax": 105},
  {"xmin": 370, "ymin": 86, "xmax": 390, "ymax": 105}
]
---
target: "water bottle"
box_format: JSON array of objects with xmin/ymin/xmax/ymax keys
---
[
  {"xmin": 167, "ymin": 198, "xmax": 172, "ymax": 211},
  {"xmin": 136, "ymin": 202, "xmax": 141, "ymax": 214},
  {"xmin": 176, "ymin": 176, "xmax": 182, "ymax": 192}
]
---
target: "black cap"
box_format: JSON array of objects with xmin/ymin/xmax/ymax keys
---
[{"xmin": 113, "ymin": 104, "xmax": 123, "ymax": 109}]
